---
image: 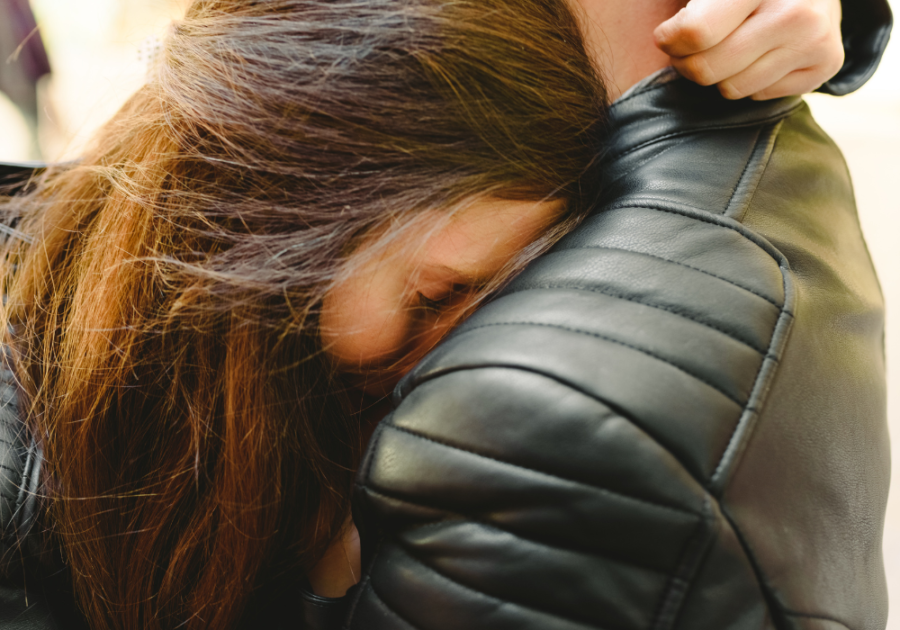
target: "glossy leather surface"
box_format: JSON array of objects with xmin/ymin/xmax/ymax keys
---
[{"xmin": 345, "ymin": 78, "xmax": 889, "ymax": 630}]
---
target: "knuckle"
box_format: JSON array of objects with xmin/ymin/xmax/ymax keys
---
[
  {"xmin": 782, "ymin": 1, "xmax": 818, "ymax": 31},
  {"xmin": 824, "ymin": 44, "xmax": 846, "ymax": 74},
  {"xmin": 783, "ymin": 0, "xmax": 838, "ymax": 43},
  {"xmin": 676, "ymin": 14, "xmax": 717, "ymax": 51},
  {"xmin": 677, "ymin": 55, "xmax": 717, "ymax": 86},
  {"xmin": 816, "ymin": 48, "xmax": 844, "ymax": 80},
  {"xmin": 788, "ymin": 74, "xmax": 819, "ymax": 95},
  {"xmin": 718, "ymin": 81, "xmax": 746, "ymax": 100},
  {"xmin": 809, "ymin": 19, "xmax": 835, "ymax": 47}
]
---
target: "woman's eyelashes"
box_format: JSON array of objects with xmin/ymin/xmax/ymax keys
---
[
  {"xmin": 415, "ymin": 283, "xmax": 481, "ymax": 314},
  {"xmin": 417, "ymin": 291, "xmax": 454, "ymax": 312}
]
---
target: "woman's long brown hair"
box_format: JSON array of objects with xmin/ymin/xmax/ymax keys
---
[{"xmin": 0, "ymin": 1, "xmax": 605, "ymax": 628}]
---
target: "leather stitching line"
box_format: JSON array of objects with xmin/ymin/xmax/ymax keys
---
[
  {"xmin": 508, "ymin": 280, "xmax": 769, "ymax": 354},
  {"xmin": 458, "ymin": 321, "xmax": 747, "ymax": 407},
  {"xmin": 393, "ymin": 543, "xmax": 610, "ymax": 630},
  {"xmin": 651, "ymin": 495, "xmax": 715, "ymax": 630},
  {"xmin": 725, "ymin": 125, "xmax": 764, "ymax": 215},
  {"xmin": 580, "ymin": 196, "xmax": 798, "ymax": 626},
  {"xmin": 378, "ymin": 424, "xmax": 700, "ymax": 518},
  {"xmin": 725, "ymin": 121, "xmax": 782, "ymax": 220},
  {"xmin": 784, "ymin": 610, "xmax": 854, "ymax": 630},
  {"xmin": 382, "ymin": 496, "xmax": 676, "ymax": 577},
  {"xmin": 710, "ymin": 264, "xmax": 793, "ymax": 487},
  {"xmin": 550, "ymin": 241, "xmax": 782, "ymax": 307},
  {"xmin": 602, "ymin": 202, "xmax": 784, "ymax": 264},
  {"xmin": 401, "ymin": 363, "xmax": 715, "ymax": 494},
  {"xmin": 596, "ymin": 203, "xmax": 794, "ymax": 315},
  {"xmin": 364, "ymin": 580, "xmax": 422, "ymax": 630}
]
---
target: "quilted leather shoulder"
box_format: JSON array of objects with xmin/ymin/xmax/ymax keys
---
[{"xmin": 346, "ymin": 80, "xmax": 888, "ymax": 630}]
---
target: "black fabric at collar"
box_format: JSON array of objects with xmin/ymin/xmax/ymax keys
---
[{"xmin": 819, "ymin": 0, "xmax": 893, "ymax": 95}]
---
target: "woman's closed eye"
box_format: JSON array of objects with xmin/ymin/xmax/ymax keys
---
[
  {"xmin": 416, "ymin": 283, "xmax": 484, "ymax": 315},
  {"xmin": 417, "ymin": 291, "xmax": 454, "ymax": 312}
]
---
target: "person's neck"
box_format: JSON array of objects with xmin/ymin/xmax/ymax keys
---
[{"xmin": 569, "ymin": 0, "xmax": 688, "ymax": 101}]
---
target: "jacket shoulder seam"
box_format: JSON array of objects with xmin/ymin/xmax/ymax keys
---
[
  {"xmin": 384, "ymin": 537, "xmax": 610, "ymax": 630},
  {"xmin": 724, "ymin": 119, "xmax": 784, "ymax": 220}
]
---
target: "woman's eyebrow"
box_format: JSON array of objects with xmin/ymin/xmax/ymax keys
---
[{"xmin": 428, "ymin": 263, "xmax": 489, "ymax": 286}]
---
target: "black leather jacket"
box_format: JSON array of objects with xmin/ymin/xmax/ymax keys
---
[
  {"xmin": 0, "ymin": 1, "xmax": 892, "ymax": 627},
  {"xmin": 343, "ymin": 73, "xmax": 890, "ymax": 630}
]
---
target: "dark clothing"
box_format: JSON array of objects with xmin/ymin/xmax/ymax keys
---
[
  {"xmin": 820, "ymin": 0, "xmax": 893, "ymax": 95},
  {"xmin": 0, "ymin": 0, "xmax": 893, "ymax": 627},
  {"xmin": 346, "ymin": 74, "xmax": 890, "ymax": 630},
  {"xmin": 0, "ymin": 0, "xmax": 51, "ymax": 117}
]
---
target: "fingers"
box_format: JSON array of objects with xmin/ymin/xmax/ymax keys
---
[
  {"xmin": 749, "ymin": 66, "xmax": 838, "ymax": 100},
  {"xmin": 716, "ymin": 48, "xmax": 795, "ymax": 99},
  {"xmin": 655, "ymin": 0, "xmax": 761, "ymax": 58},
  {"xmin": 665, "ymin": 0, "xmax": 845, "ymax": 99},
  {"xmin": 669, "ymin": 14, "xmax": 778, "ymax": 87},
  {"xmin": 716, "ymin": 37, "xmax": 843, "ymax": 100}
]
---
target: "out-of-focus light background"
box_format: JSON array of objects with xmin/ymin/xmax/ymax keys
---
[{"xmin": 0, "ymin": 0, "xmax": 897, "ymax": 623}]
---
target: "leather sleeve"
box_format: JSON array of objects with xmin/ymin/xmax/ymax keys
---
[
  {"xmin": 819, "ymin": 0, "xmax": 893, "ymax": 95},
  {"xmin": 344, "ymin": 83, "xmax": 888, "ymax": 630},
  {"xmin": 346, "ymin": 203, "xmax": 787, "ymax": 630}
]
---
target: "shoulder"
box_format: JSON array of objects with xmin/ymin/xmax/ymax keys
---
[{"xmin": 347, "ymin": 81, "xmax": 888, "ymax": 629}]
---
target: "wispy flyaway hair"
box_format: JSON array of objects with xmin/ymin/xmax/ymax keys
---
[{"xmin": 0, "ymin": 1, "xmax": 605, "ymax": 628}]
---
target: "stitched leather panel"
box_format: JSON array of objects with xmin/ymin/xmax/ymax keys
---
[
  {"xmin": 351, "ymin": 109, "xmax": 788, "ymax": 630},
  {"xmin": 390, "ymin": 370, "xmax": 706, "ymax": 518},
  {"xmin": 717, "ymin": 106, "xmax": 890, "ymax": 630},
  {"xmin": 553, "ymin": 206, "xmax": 785, "ymax": 304},
  {"xmin": 348, "ymin": 80, "xmax": 887, "ymax": 630},
  {"xmin": 599, "ymin": 125, "xmax": 776, "ymax": 216}
]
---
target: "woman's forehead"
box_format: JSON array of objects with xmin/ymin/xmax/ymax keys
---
[{"xmin": 362, "ymin": 197, "xmax": 566, "ymax": 279}]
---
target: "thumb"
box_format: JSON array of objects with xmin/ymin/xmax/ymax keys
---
[{"xmin": 655, "ymin": 0, "xmax": 761, "ymax": 57}]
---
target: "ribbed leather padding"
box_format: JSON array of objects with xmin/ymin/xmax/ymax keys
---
[{"xmin": 346, "ymin": 79, "xmax": 888, "ymax": 630}]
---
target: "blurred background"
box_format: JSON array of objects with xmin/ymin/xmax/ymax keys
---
[{"xmin": 0, "ymin": 0, "xmax": 897, "ymax": 623}]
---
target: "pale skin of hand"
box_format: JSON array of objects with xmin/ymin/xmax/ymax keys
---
[{"xmin": 656, "ymin": 0, "xmax": 845, "ymax": 100}]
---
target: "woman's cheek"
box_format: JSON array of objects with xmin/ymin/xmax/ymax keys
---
[{"xmin": 321, "ymin": 265, "xmax": 413, "ymax": 368}]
